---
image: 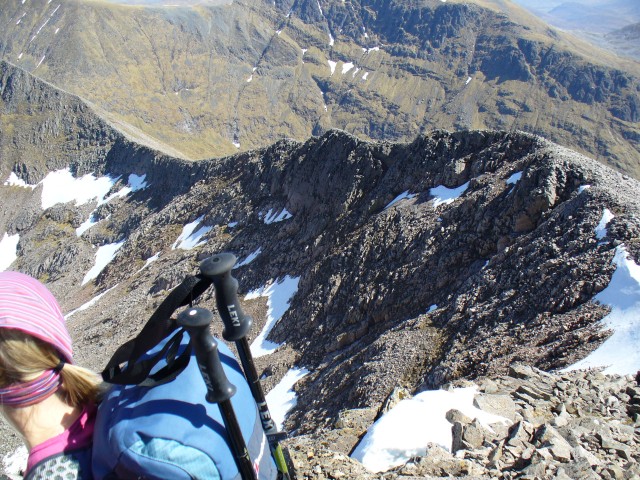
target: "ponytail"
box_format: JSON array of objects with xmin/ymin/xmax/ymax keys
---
[
  {"xmin": 0, "ymin": 329, "xmax": 103, "ymax": 408},
  {"xmin": 58, "ymin": 362, "xmax": 103, "ymax": 406}
]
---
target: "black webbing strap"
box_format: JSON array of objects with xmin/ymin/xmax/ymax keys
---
[
  {"xmin": 106, "ymin": 328, "xmax": 190, "ymax": 387},
  {"xmin": 102, "ymin": 274, "xmax": 213, "ymax": 385}
]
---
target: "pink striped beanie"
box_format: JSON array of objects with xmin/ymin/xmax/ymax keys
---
[{"xmin": 0, "ymin": 272, "xmax": 73, "ymax": 363}]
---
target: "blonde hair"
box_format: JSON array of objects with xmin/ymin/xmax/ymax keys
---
[{"xmin": 0, "ymin": 329, "xmax": 103, "ymax": 407}]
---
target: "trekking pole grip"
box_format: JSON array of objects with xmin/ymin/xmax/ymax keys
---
[
  {"xmin": 176, "ymin": 307, "xmax": 235, "ymax": 403},
  {"xmin": 201, "ymin": 254, "xmax": 293, "ymax": 479},
  {"xmin": 200, "ymin": 253, "xmax": 252, "ymax": 341},
  {"xmin": 176, "ymin": 307, "xmax": 257, "ymax": 480}
]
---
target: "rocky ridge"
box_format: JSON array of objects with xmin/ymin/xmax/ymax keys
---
[{"xmin": 1, "ymin": 62, "xmax": 640, "ymax": 478}]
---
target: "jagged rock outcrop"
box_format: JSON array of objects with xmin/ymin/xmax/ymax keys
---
[{"xmin": 3, "ymin": 124, "xmax": 639, "ymax": 432}]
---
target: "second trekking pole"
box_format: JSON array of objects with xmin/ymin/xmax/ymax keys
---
[
  {"xmin": 177, "ymin": 306, "xmax": 257, "ymax": 480},
  {"xmin": 200, "ymin": 253, "xmax": 291, "ymax": 480}
]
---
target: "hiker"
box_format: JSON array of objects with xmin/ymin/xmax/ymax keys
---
[{"xmin": 0, "ymin": 271, "xmax": 102, "ymax": 480}]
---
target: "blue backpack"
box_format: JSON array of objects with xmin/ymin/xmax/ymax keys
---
[
  {"xmin": 92, "ymin": 272, "xmax": 279, "ymax": 480},
  {"xmin": 92, "ymin": 332, "xmax": 276, "ymax": 479}
]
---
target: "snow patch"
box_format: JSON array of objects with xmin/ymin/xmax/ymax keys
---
[
  {"xmin": 246, "ymin": 276, "xmax": 300, "ymax": 357},
  {"xmin": 595, "ymin": 208, "xmax": 614, "ymax": 240},
  {"xmin": 506, "ymin": 171, "xmax": 522, "ymax": 185},
  {"xmin": 76, "ymin": 174, "xmax": 147, "ymax": 236},
  {"xmin": 466, "ymin": 76, "xmax": 472, "ymax": 85},
  {"xmin": 362, "ymin": 72, "xmax": 369, "ymax": 80},
  {"xmin": 82, "ymin": 241, "xmax": 125, "ymax": 285},
  {"xmin": 136, "ymin": 252, "xmax": 160, "ymax": 274},
  {"xmin": 342, "ymin": 62, "xmax": 355, "ymax": 75},
  {"xmin": 565, "ymin": 246, "xmax": 640, "ymax": 375},
  {"xmin": 385, "ymin": 191, "xmax": 416, "ymax": 210},
  {"xmin": 0, "ymin": 233, "xmax": 20, "ymax": 271},
  {"xmin": 262, "ymin": 208, "xmax": 293, "ymax": 224},
  {"xmin": 172, "ymin": 216, "xmax": 212, "ymax": 250},
  {"xmin": 430, "ymin": 182, "xmax": 470, "ymax": 207},
  {"xmin": 578, "ymin": 185, "xmax": 591, "ymax": 194},
  {"xmin": 36, "ymin": 18, "xmax": 50, "ymax": 35},
  {"xmin": 127, "ymin": 173, "xmax": 148, "ymax": 192},
  {"xmin": 351, "ymin": 386, "xmax": 509, "ymax": 473},
  {"xmin": 76, "ymin": 215, "xmax": 99, "ymax": 237},
  {"xmin": 328, "ymin": 60, "xmax": 337, "ymax": 75},
  {"xmin": 4, "ymin": 172, "xmax": 35, "ymax": 188},
  {"xmin": 266, "ymin": 367, "xmax": 309, "ymax": 431},
  {"xmin": 235, "ymin": 248, "xmax": 262, "ymax": 268},
  {"xmin": 40, "ymin": 168, "xmax": 116, "ymax": 210},
  {"xmin": 66, "ymin": 284, "xmax": 118, "ymax": 319}
]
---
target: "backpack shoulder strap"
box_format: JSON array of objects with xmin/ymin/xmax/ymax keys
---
[{"xmin": 102, "ymin": 274, "xmax": 213, "ymax": 386}]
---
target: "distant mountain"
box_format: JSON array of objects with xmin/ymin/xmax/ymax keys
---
[
  {"xmin": 0, "ymin": 0, "xmax": 639, "ymax": 178},
  {"xmin": 545, "ymin": 0, "xmax": 640, "ymax": 33},
  {"xmin": 514, "ymin": 0, "xmax": 640, "ymax": 26},
  {"xmin": 103, "ymin": 0, "xmax": 228, "ymax": 4},
  {"xmin": 513, "ymin": 0, "xmax": 640, "ymax": 60},
  {"xmin": 605, "ymin": 22, "xmax": 640, "ymax": 60}
]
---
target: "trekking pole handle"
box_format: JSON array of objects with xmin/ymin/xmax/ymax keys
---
[
  {"xmin": 176, "ymin": 307, "xmax": 235, "ymax": 403},
  {"xmin": 200, "ymin": 253, "xmax": 252, "ymax": 341},
  {"xmin": 176, "ymin": 307, "xmax": 257, "ymax": 480},
  {"xmin": 200, "ymin": 254, "xmax": 292, "ymax": 479}
]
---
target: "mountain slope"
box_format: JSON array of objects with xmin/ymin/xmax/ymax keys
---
[
  {"xmin": 544, "ymin": 0, "xmax": 640, "ymax": 33},
  {"xmin": 513, "ymin": 0, "xmax": 640, "ymax": 61},
  {"xmin": 2, "ymin": 60, "xmax": 640, "ymax": 476},
  {"xmin": 605, "ymin": 22, "xmax": 640, "ymax": 60},
  {"xmin": 0, "ymin": 0, "xmax": 639, "ymax": 178},
  {"xmin": 2, "ymin": 59, "xmax": 640, "ymax": 435}
]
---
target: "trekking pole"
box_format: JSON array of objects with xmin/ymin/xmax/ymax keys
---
[
  {"xmin": 176, "ymin": 307, "xmax": 257, "ymax": 480},
  {"xmin": 200, "ymin": 253, "xmax": 291, "ymax": 480}
]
